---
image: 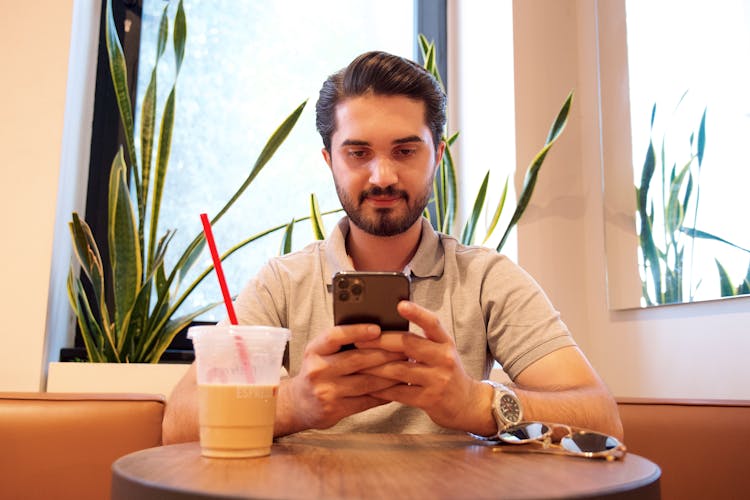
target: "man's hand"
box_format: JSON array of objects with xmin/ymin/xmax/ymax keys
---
[
  {"xmin": 355, "ymin": 301, "xmax": 495, "ymax": 435},
  {"xmin": 275, "ymin": 323, "xmax": 407, "ymax": 435}
]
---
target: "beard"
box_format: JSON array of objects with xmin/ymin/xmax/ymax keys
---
[{"xmin": 335, "ymin": 183, "xmax": 432, "ymax": 237}]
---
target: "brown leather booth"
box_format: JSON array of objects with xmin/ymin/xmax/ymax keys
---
[
  {"xmin": 1, "ymin": 392, "xmax": 749, "ymax": 500},
  {"xmin": 0, "ymin": 392, "xmax": 165, "ymax": 500},
  {"xmin": 618, "ymin": 398, "xmax": 750, "ymax": 500}
]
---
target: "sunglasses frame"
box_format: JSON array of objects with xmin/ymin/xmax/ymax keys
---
[{"xmin": 493, "ymin": 421, "xmax": 627, "ymax": 461}]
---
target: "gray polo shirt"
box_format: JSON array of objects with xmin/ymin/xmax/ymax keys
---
[{"xmin": 233, "ymin": 217, "xmax": 575, "ymax": 433}]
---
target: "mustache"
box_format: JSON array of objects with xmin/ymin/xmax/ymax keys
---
[{"xmin": 359, "ymin": 186, "xmax": 409, "ymax": 204}]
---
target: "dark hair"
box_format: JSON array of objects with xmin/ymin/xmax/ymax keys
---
[{"xmin": 315, "ymin": 51, "xmax": 446, "ymax": 153}]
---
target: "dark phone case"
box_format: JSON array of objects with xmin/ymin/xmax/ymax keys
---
[{"xmin": 332, "ymin": 272, "xmax": 410, "ymax": 346}]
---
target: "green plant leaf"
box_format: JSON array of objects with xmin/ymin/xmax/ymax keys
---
[
  {"xmin": 665, "ymin": 160, "xmax": 690, "ymax": 237},
  {"xmin": 105, "ymin": 0, "xmax": 139, "ymax": 199},
  {"xmin": 310, "ymin": 193, "xmax": 326, "ymax": 240},
  {"xmin": 139, "ymin": 4, "xmax": 172, "ymax": 252},
  {"xmin": 129, "ymin": 283, "xmax": 156, "ymax": 354},
  {"xmin": 128, "ymin": 281, "xmax": 157, "ymax": 360},
  {"xmin": 441, "ymin": 140, "xmax": 458, "ymax": 234},
  {"xmin": 146, "ymin": 302, "xmax": 221, "ymax": 363},
  {"xmin": 738, "ymin": 261, "xmax": 750, "ymax": 295},
  {"xmin": 148, "ymin": 87, "xmax": 177, "ymax": 269},
  {"xmin": 108, "ymin": 149, "xmax": 142, "ymax": 338},
  {"xmin": 280, "ymin": 218, "xmax": 295, "ymax": 255},
  {"xmin": 69, "ymin": 213, "xmax": 105, "ymax": 304},
  {"xmin": 497, "ymin": 90, "xmax": 573, "ymax": 251},
  {"xmin": 155, "ymin": 4, "xmax": 168, "ymax": 58},
  {"xmin": 418, "ymin": 34, "xmax": 431, "ymax": 62},
  {"xmin": 429, "ymin": 175, "xmax": 442, "ymax": 230},
  {"xmin": 153, "ymin": 229, "xmax": 175, "ymax": 297},
  {"xmin": 696, "ymin": 107, "xmax": 707, "ymax": 165},
  {"xmin": 635, "ymin": 135, "xmax": 662, "ymax": 303},
  {"xmin": 418, "ymin": 34, "xmax": 443, "ymax": 87},
  {"xmin": 461, "ymin": 171, "xmax": 490, "ymax": 245},
  {"xmin": 129, "ymin": 241, "xmax": 173, "ymax": 360},
  {"xmin": 482, "ymin": 176, "xmax": 509, "ymax": 246},
  {"xmin": 638, "ymin": 141, "xmax": 656, "ymax": 217},
  {"xmin": 67, "ymin": 271, "xmax": 108, "ymax": 362},
  {"xmin": 139, "ymin": 70, "xmax": 157, "ymax": 237},
  {"xmin": 173, "ymin": 0, "xmax": 187, "ymax": 75},
  {"xmin": 681, "ymin": 171, "xmax": 693, "ymax": 220},
  {"xmin": 715, "ymin": 259, "xmax": 735, "ymax": 297},
  {"xmin": 680, "ymin": 228, "xmax": 750, "ymax": 254}
]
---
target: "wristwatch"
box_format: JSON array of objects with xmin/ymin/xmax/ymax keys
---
[{"xmin": 474, "ymin": 380, "xmax": 523, "ymax": 439}]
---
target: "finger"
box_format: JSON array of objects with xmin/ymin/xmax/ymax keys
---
[
  {"xmin": 310, "ymin": 324, "xmax": 381, "ymax": 356},
  {"xmin": 396, "ymin": 301, "xmax": 453, "ymax": 344},
  {"xmin": 331, "ymin": 348, "xmax": 408, "ymax": 374},
  {"xmin": 361, "ymin": 360, "xmax": 431, "ymax": 386},
  {"xmin": 337, "ymin": 373, "xmax": 403, "ymax": 397},
  {"xmin": 357, "ymin": 332, "xmax": 443, "ymax": 364},
  {"xmin": 369, "ymin": 384, "xmax": 422, "ymax": 406},
  {"xmin": 339, "ymin": 394, "xmax": 392, "ymax": 415}
]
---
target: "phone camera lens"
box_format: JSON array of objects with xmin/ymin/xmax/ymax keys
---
[
  {"xmin": 338, "ymin": 291, "xmax": 349, "ymax": 301},
  {"xmin": 337, "ymin": 278, "xmax": 348, "ymax": 289},
  {"xmin": 350, "ymin": 283, "xmax": 363, "ymax": 296}
]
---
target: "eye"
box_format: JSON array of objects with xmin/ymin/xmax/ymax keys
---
[
  {"xmin": 347, "ymin": 149, "xmax": 369, "ymax": 159},
  {"xmin": 394, "ymin": 147, "xmax": 417, "ymax": 158}
]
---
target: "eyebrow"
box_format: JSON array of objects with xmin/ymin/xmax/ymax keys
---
[
  {"xmin": 393, "ymin": 135, "xmax": 425, "ymax": 145},
  {"xmin": 339, "ymin": 136, "xmax": 425, "ymax": 148}
]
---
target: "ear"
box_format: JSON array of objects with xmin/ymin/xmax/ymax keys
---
[
  {"xmin": 321, "ymin": 148, "xmax": 333, "ymax": 169},
  {"xmin": 430, "ymin": 140, "xmax": 446, "ymax": 178},
  {"xmin": 435, "ymin": 140, "xmax": 446, "ymax": 167}
]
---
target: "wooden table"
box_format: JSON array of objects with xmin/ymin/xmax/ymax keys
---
[{"xmin": 111, "ymin": 433, "xmax": 660, "ymax": 499}]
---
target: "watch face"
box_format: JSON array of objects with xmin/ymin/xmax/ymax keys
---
[{"xmin": 499, "ymin": 393, "xmax": 521, "ymax": 423}]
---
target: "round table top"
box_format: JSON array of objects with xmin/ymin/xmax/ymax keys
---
[{"xmin": 112, "ymin": 433, "xmax": 660, "ymax": 500}]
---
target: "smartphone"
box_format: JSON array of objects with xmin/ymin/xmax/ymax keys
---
[{"xmin": 332, "ymin": 271, "xmax": 410, "ymax": 350}]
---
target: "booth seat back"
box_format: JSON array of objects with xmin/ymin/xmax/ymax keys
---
[
  {"xmin": 0, "ymin": 392, "xmax": 165, "ymax": 500},
  {"xmin": 617, "ymin": 398, "xmax": 750, "ymax": 500}
]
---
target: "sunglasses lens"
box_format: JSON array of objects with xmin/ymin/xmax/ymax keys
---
[
  {"xmin": 499, "ymin": 422, "xmax": 550, "ymax": 443},
  {"xmin": 560, "ymin": 431, "xmax": 621, "ymax": 454}
]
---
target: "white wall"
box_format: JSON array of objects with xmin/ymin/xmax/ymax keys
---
[
  {"xmin": 0, "ymin": 1, "xmax": 97, "ymax": 391},
  {"xmin": 0, "ymin": 2, "xmax": 73, "ymax": 390},
  {"xmin": 509, "ymin": 0, "xmax": 750, "ymax": 399}
]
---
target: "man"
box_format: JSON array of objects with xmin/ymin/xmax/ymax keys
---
[{"xmin": 163, "ymin": 51, "xmax": 623, "ymax": 443}]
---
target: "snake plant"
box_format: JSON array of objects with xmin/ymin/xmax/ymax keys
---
[
  {"xmin": 67, "ymin": 0, "xmax": 305, "ymax": 362},
  {"xmin": 417, "ymin": 35, "xmax": 572, "ymax": 250},
  {"xmin": 636, "ymin": 99, "xmax": 750, "ymax": 305}
]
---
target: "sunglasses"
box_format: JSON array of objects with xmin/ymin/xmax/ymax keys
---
[{"xmin": 491, "ymin": 422, "xmax": 626, "ymax": 461}]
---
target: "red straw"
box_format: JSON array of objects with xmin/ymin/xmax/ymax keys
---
[
  {"xmin": 200, "ymin": 213, "xmax": 238, "ymax": 324},
  {"xmin": 200, "ymin": 213, "xmax": 253, "ymax": 383}
]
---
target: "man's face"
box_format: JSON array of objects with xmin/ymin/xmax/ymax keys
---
[{"xmin": 322, "ymin": 93, "xmax": 444, "ymax": 237}]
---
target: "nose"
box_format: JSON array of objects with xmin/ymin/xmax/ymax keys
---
[{"xmin": 368, "ymin": 156, "xmax": 398, "ymax": 187}]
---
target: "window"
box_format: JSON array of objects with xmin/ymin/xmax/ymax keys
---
[
  {"xmin": 626, "ymin": 0, "xmax": 750, "ymax": 304},
  {"xmin": 72, "ymin": 1, "xmax": 445, "ymax": 359},
  {"xmin": 136, "ymin": 0, "xmax": 416, "ymax": 321},
  {"xmin": 600, "ymin": 0, "xmax": 750, "ymax": 308}
]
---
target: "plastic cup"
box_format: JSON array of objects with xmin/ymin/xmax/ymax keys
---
[{"xmin": 189, "ymin": 325, "xmax": 289, "ymax": 458}]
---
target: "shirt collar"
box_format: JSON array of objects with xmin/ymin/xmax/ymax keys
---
[{"xmin": 324, "ymin": 216, "xmax": 445, "ymax": 284}]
